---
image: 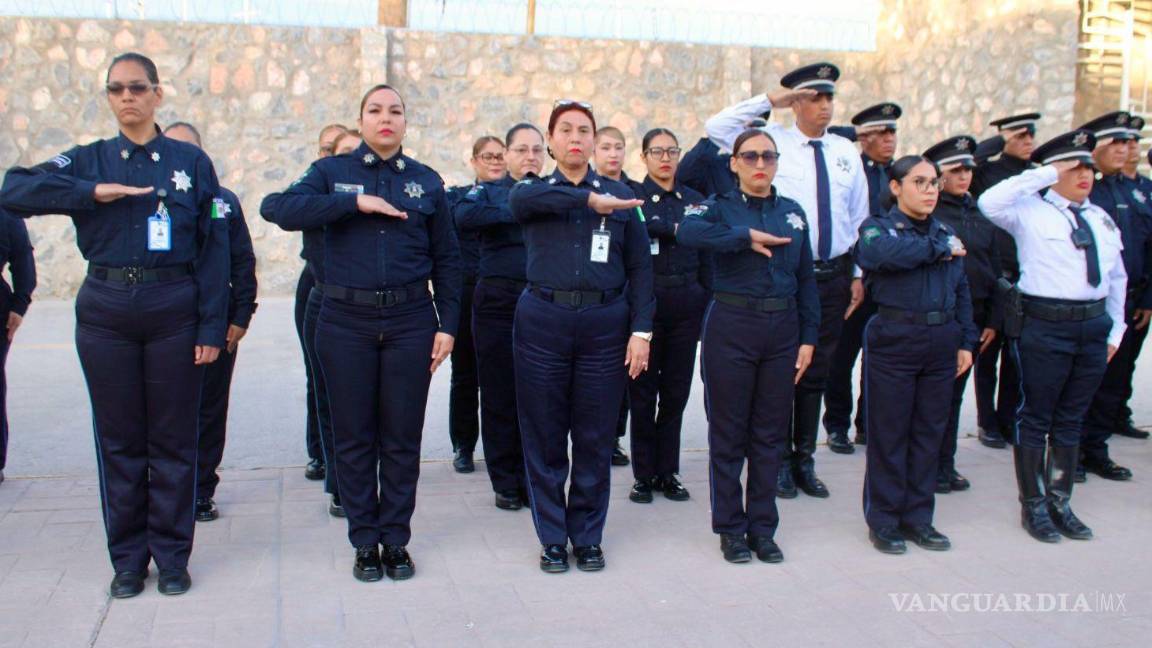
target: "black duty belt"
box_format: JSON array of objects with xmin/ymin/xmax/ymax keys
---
[
  {"xmin": 480, "ymin": 276, "xmax": 528, "ymax": 292},
  {"xmin": 714, "ymin": 292, "xmax": 795, "ymax": 313},
  {"xmin": 530, "ymin": 285, "xmax": 621, "ymax": 307},
  {"xmin": 316, "ymin": 282, "xmax": 428, "ymax": 307},
  {"xmin": 812, "ymin": 254, "xmax": 853, "ymax": 282},
  {"xmin": 653, "ymin": 273, "xmax": 694, "ymax": 288},
  {"xmin": 878, "ymin": 306, "xmax": 955, "ymax": 326},
  {"xmin": 88, "ymin": 263, "xmax": 191, "ymax": 285},
  {"xmin": 1022, "ymin": 298, "xmax": 1106, "ymax": 322}
]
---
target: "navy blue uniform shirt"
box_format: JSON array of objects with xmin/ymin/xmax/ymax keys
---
[
  {"xmin": 219, "ymin": 187, "xmax": 258, "ymax": 329},
  {"xmin": 855, "ymin": 206, "xmax": 979, "ymax": 351},
  {"xmin": 508, "ymin": 166, "xmax": 655, "ymax": 332},
  {"xmin": 676, "ymin": 138, "xmax": 735, "ymax": 199},
  {"xmin": 862, "ymin": 154, "xmax": 892, "ymax": 217},
  {"xmin": 447, "ymin": 183, "xmax": 482, "ymax": 284},
  {"xmin": 455, "ymin": 175, "xmax": 527, "ymax": 282},
  {"xmin": 1092, "ymin": 173, "xmax": 1152, "ymax": 309},
  {"xmin": 676, "ymin": 188, "xmax": 820, "ymax": 345},
  {"xmin": 626, "ymin": 176, "xmax": 712, "ymax": 287},
  {"xmin": 931, "ymin": 192, "xmax": 1003, "ymax": 313},
  {"xmin": 0, "ymin": 130, "xmax": 231, "ymax": 346},
  {"xmin": 0, "ymin": 209, "xmax": 36, "ymax": 316},
  {"xmin": 259, "ymin": 142, "xmax": 461, "ymax": 336}
]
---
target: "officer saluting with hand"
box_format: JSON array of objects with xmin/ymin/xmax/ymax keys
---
[{"xmin": 978, "ymin": 130, "xmax": 1127, "ymax": 544}]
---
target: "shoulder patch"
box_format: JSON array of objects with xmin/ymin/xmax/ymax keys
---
[
  {"xmin": 51, "ymin": 154, "xmax": 71, "ymax": 169},
  {"xmin": 861, "ymin": 226, "xmax": 884, "ymax": 244},
  {"xmin": 290, "ymin": 167, "xmax": 311, "ymax": 187},
  {"xmin": 211, "ymin": 197, "xmax": 231, "ymax": 219},
  {"xmin": 684, "ymin": 203, "xmax": 708, "ymax": 218}
]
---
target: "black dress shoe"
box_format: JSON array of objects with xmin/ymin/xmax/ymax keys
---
[
  {"xmin": 304, "ymin": 459, "xmax": 326, "ymax": 481},
  {"xmin": 573, "ymin": 545, "xmax": 605, "ymax": 572},
  {"xmin": 1115, "ymin": 419, "xmax": 1150, "ymax": 439},
  {"xmin": 453, "ymin": 449, "xmax": 475, "ymax": 474},
  {"xmin": 329, "ymin": 494, "xmax": 346, "ymax": 518},
  {"xmin": 869, "ymin": 527, "xmax": 907, "ymax": 554},
  {"xmin": 776, "ymin": 469, "xmax": 797, "ymax": 499},
  {"xmin": 1082, "ymin": 458, "xmax": 1132, "ymax": 481},
  {"xmin": 827, "ymin": 430, "xmax": 855, "ymax": 454},
  {"xmin": 747, "ymin": 535, "xmax": 783, "ymax": 563},
  {"xmin": 854, "ymin": 431, "xmax": 867, "ymax": 445},
  {"xmin": 978, "ymin": 427, "xmax": 1007, "ymax": 449},
  {"xmin": 353, "ymin": 545, "xmax": 383, "ymax": 582},
  {"xmin": 1020, "ymin": 501, "xmax": 1061, "ymax": 543},
  {"xmin": 157, "ymin": 568, "xmax": 191, "ymax": 595},
  {"xmin": 899, "ymin": 524, "xmax": 951, "ymax": 551},
  {"xmin": 628, "ymin": 479, "xmax": 654, "ymax": 503},
  {"xmin": 495, "ymin": 489, "xmax": 524, "ymax": 510},
  {"xmin": 382, "ymin": 544, "xmax": 415, "ymax": 580},
  {"xmin": 195, "ymin": 496, "xmax": 219, "ymax": 522},
  {"xmin": 109, "ymin": 570, "xmax": 146, "ymax": 599},
  {"xmin": 720, "ymin": 533, "xmax": 752, "ymax": 563},
  {"xmin": 611, "ymin": 442, "xmax": 630, "ymax": 466},
  {"xmin": 539, "ymin": 544, "xmax": 569, "ymax": 573},
  {"xmin": 947, "ymin": 469, "xmax": 971, "ymax": 491},
  {"xmin": 794, "ymin": 468, "xmax": 829, "ymax": 498},
  {"xmin": 935, "ymin": 472, "xmax": 952, "ymax": 494},
  {"xmin": 660, "ymin": 474, "xmax": 690, "ymax": 501}
]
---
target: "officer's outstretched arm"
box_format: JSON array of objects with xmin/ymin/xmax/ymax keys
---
[
  {"xmin": 260, "ymin": 163, "xmax": 356, "ymax": 231},
  {"xmin": 454, "ymin": 183, "xmax": 513, "ymax": 231},
  {"xmin": 509, "ymin": 178, "xmax": 589, "ymax": 222},
  {"xmin": 0, "ymin": 148, "xmax": 99, "ymax": 217},
  {"xmin": 675, "ymin": 203, "xmax": 748, "ymax": 251},
  {"xmin": 856, "ymin": 218, "xmax": 950, "ymax": 272}
]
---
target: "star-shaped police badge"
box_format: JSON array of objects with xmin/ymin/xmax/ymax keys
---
[
  {"xmin": 120, "ymin": 149, "xmax": 129, "ymax": 160},
  {"xmin": 1073, "ymin": 131, "xmax": 1089, "ymax": 147},
  {"xmin": 396, "ymin": 159, "xmax": 406, "ymax": 171},
  {"xmin": 817, "ymin": 66, "xmax": 833, "ymax": 79},
  {"xmin": 956, "ymin": 138, "xmax": 970, "ymax": 151},
  {"xmin": 151, "ymin": 152, "xmax": 160, "ymax": 162},
  {"xmin": 786, "ymin": 213, "xmax": 806, "ymax": 230},
  {"xmin": 404, "ymin": 181, "xmax": 425, "ymax": 199},
  {"xmin": 363, "ymin": 153, "xmax": 377, "ymax": 165},
  {"xmin": 172, "ymin": 169, "xmax": 192, "ymax": 192},
  {"xmin": 1133, "ymin": 188, "xmax": 1147, "ymax": 204}
]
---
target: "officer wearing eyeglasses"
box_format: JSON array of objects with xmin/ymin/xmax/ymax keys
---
[
  {"xmin": 1, "ymin": 52, "xmax": 230, "ymax": 597},
  {"xmin": 978, "ymin": 130, "xmax": 1127, "ymax": 545},
  {"xmin": 705, "ymin": 62, "xmax": 870, "ymax": 501}
]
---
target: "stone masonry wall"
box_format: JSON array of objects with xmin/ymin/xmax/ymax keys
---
[{"xmin": 0, "ymin": 0, "xmax": 1079, "ymax": 297}]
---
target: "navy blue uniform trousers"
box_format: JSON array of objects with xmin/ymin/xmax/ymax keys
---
[
  {"xmin": 294, "ymin": 266, "xmax": 324, "ymax": 462},
  {"xmin": 1082, "ymin": 314, "xmax": 1148, "ymax": 461},
  {"xmin": 975, "ymin": 327, "xmax": 1021, "ymax": 439},
  {"xmin": 863, "ymin": 317, "xmax": 958, "ymax": 530},
  {"xmin": 701, "ymin": 301, "xmax": 797, "ymax": 538},
  {"xmin": 449, "ymin": 281, "xmax": 480, "ymax": 453},
  {"xmin": 628, "ymin": 283, "xmax": 708, "ymax": 481},
  {"xmin": 0, "ymin": 310, "xmax": 9, "ymax": 472},
  {"xmin": 472, "ymin": 279, "xmax": 526, "ymax": 493},
  {"xmin": 822, "ymin": 296, "xmax": 877, "ymax": 437},
  {"xmin": 76, "ymin": 276, "xmax": 203, "ymax": 572},
  {"xmin": 315, "ymin": 295, "xmax": 437, "ymax": 547},
  {"xmin": 1012, "ymin": 313, "xmax": 1110, "ymax": 449},
  {"xmin": 940, "ymin": 298, "xmax": 993, "ymax": 472},
  {"xmin": 196, "ymin": 345, "xmax": 237, "ymax": 499},
  {"xmin": 303, "ymin": 287, "xmax": 337, "ymax": 495},
  {"xmin": 514, "ymin": 291, "xmax": 628, "ymax": 547}
]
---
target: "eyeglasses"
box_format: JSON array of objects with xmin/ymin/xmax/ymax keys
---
[
  {"xmin": 736, "ymin": 151, "xmax": 780, "ymax": 166},
  {"xmin": 644, "ymin": 147, "xmax": 682, "ymax": 160},
  {"xmin": 553, "ymin": 99, "xmax": 593, "ymax": 110},
  {"xmin": 909, "ymin": 177, "xmax": 944, "ymax": 191},
  {"xmin": 508, "ymin": 145, "xmax": 545, "ymax": 156},
  {"xmin": 476, "ymin": 153, "xmax": 505, "ymax": 163},
  {"xmin": 105, "ymin": 82, "xmax": 157, "ymax": 96}
]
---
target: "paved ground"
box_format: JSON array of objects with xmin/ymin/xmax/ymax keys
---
[{"xmin": 1, "ymin": 298, "xmax": 1150, "ymax": 647}]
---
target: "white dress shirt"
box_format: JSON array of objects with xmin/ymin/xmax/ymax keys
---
[
  {"xmin": 977, "ymin": 165, "xmax": 1128, "ymax": 347},
  {"xmin": 704, "ymin": 94, "xmax": 871, "ymax": 261}
]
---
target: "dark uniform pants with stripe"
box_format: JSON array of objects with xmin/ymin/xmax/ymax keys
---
[
  {"xmin": 294, "ymin": 266, "xmax": 323, "ymax": 462},
  {"xmin": 940, "ymin": 298, "xmax": 992, "ymax": 472},
  {"xmin": 304, "ymin": 287, "xmax": 337, "ymax": 495},
  {"xmin": 1082, "ymin": 314, "xmax": 1148, "ymax": 461},
  {"xmin": 0, "ymin": 304, "xmax": 10, "ymax": 472},
  {"xmin": 449, "ymin": 281, "xmax": 480, "ymax": 454},
  {"xmin": 472, "ymin": 279, "xmax": 526, "ymax": 494},
  {"xmin": 196, "ymin": 345, "xmax": 238, "ymax": 500},
  {"xmin": 975, "ymin": 330, "xmax": 1021, "ymax": 441},
  {"xmin": 822, "ymin": 296, "xmax": 877, "ymax": 437}
]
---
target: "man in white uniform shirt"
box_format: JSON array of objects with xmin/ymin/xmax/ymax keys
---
[
  {"xmin": 978, "ymin": 130, "xmax": 1126, "ymax": 545},
  {"xmin": 704, "ymin": 62, "xmax": 870, "ymax": 500}
]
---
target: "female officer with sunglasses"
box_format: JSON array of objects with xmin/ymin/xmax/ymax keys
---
[
  {"xmin": 510, "ymin": 100, "xmax": 653, "ymax": 573},
  {"xmin": 1, "ymin": 52, "xmax": 230, "ymax": 598},
  {"xmin": 677, "ymin": 128, "xmax": 818, "ymax": 565}
]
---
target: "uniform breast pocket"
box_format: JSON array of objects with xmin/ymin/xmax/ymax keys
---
[{"xmin": 396, "ymin": 195, "xmax": 435, "ymax": 242}]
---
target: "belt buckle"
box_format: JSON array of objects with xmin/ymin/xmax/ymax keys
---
[
  {"xmin": 926, "ymin": 312, "xmax": 944, "ymax": 325},
  {"xmin": 568, "ymin": 291, "xmax": 583, "ymax": 307},
  {"xmin": 124, "ymin": 266, "xmax": 143, "ymax": 285},
  {"xmin": 377, "ymin": 290, "xmax": 399, "ymax": 307}
]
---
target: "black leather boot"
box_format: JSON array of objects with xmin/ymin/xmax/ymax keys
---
[
  {"xmin": 1013, "ymin": 446, "xmax": 1060, "ymax": 543},
  {"xmin": 1046, "ymin": 445, "xmax": 1093, "ymax": 540}
]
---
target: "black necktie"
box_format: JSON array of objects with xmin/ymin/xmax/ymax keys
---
[
  {"xmin": 810, "ymin": 140, "xmax": 832, "ymax": 260},
  {"xmin": 1069, "ymin": 205, "xmax": 1101, "ymax": 287}
]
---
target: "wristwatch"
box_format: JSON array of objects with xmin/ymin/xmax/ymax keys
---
[{"xmin": 632, "ymin": 331, "xmax": 654, "ymax": 342}]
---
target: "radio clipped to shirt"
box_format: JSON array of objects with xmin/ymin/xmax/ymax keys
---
[{"xmin": 148, "ymin": 196, "xmax": 172, "ymax": 252}]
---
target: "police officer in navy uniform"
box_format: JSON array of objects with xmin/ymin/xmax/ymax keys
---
[
  {"xmin": 163, "ymin": 122, "xmax": 259, "ymax": 522},
  {"xmin": 968, "ymin": 112, "xmax": 1041, "ymax": 449},
  {"xmin": 678, "ymin": 128, "xmax": 818, "ymax": 564},
  {"xmin": 705, "ymin": 63, "xmax": 871, "ymax": 499},
  {"xmin": 923, "ymin": 135, "xmax": 1003, "ymax": 494},
  {"xmin": 261, "ymin": 84, "xmax": 461, "ymax": 582},
  {"xmin": 979, "ymin": 130, "xmax": 1127, "ymax": 544},
  {"xmin": 824, "ymin": 102, "xmax": 901, "ymax": 452},
  {"xmin": 1078, "ymin": 111, "xmax": 1152, "ymax": 481},
  {"xmin": 856, "ymin": 155, "xmax": 977, "ymax": 554},
  {"xmin": 678, "ymin": 117, "xmax": 768, "ymax": 199},
  {"xmin": 456, "ymin": 124, "xmax": 544, "ymax": 510},
  {"xmin": 447, "ymin": 136, "xmax": 506, "ymax": 473},
  {"xmin": 1, "ymin": 53, "xmax": 230, "ymax": 597},
  {"xmin": 510, "ymin": 100, "xmax": 653, "ymax": 573},
  {"xmin": 298, "ymin": 124, "xmax": 348, "ymax": 483},
  {"xmin": 1115, "ymin": 117, "xmax": 1152, "ymax": 441},
  {"xmin": 0, "ymin": 208, "xmax": 35, "ymax": 487},
  {"xmin": 624, "ymin": 128, "xmax": 709, "ymax": 504}
]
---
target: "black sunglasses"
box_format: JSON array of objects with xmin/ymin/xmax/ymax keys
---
[
  {"xmin": 735, "ymin": 151, "xmax": 781, "ymax": 165},
  {"xmin": 553, "ymin": 99, "xmax": 593, "ymax": 111},
  {"xmin": 105, "ymin": 82, "xmax": 157, "ymax": 96}
]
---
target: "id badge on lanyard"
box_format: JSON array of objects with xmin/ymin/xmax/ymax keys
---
[
  {"xmin": 591, "ymin": 217, "xmax": 610, "ymax": 263},
  {"xmin": 148, "ymin": 200, "xmax": 172, "ymax": 252}
]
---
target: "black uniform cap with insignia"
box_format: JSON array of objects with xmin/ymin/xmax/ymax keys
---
[
  {"xmin": 923, "ymin": 135, "xmax": 978, "ymax": 169},
  {"xmin": 1077, "ymin": 110, "xmax": 1135, "ymax": 144},
  {"xmin": 1031, "ymin": 129, "xmax": 1096, "ymax": 166},
  {"xmin": 780, "ymin": 62, "xmax": 840, "ymax": 95},
  {"xmin": 989, "ymin": 112, "xmax": 1041, "ymax": 135},
  {"xmin": 1127, "ymin": 115, "xmax": 1144, "ymax": 140},
  {"xmin": 850, "ymin": 102, "xmax": 902, "ymax": 133}
]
